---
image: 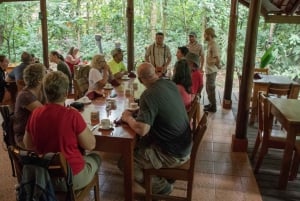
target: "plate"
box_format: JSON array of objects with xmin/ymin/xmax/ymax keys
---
[
  {"xmin": 80, "ymin": 99, "xmax": 92, "ymax": 104},
  {"xmin": 103, "ymin": 86, "xmax": 113, "ymax": 90},
  {"xmin": 121, "ymin": 76, "xmax": 130, "ymax": 80},
  {"xmin": 126, "ymin": 106, "xmax": 140, "ymax": 111}
]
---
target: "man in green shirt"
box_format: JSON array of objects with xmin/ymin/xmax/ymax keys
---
[{"xmin": 108, "ymin": 48, "xmax": 127, "ymax": 79}]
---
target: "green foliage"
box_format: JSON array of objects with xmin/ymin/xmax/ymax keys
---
[{"xmin": 0, "ymin": 0, "xmax": 299, "ymax": 79}]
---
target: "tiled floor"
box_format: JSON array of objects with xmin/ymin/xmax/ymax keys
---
[
  {"xmin": 96, "ymin": 106, "xmax": 262, "ymax": 201},
  {"xmin": 0, "ymin": 104, "xmax": 262, "ymax": 201}
]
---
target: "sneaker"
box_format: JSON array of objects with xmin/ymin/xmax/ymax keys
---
[
  {"xmin": 204, "ymin": 106, "xmax": 217, "ymax": 113},
  {"xmin": 157, "ymin": 183, "xmax": 173, "ymax": 195}
]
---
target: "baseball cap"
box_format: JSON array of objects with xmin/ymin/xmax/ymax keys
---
[
  {"xmin": 205, "ymin": 28, "xmax": 217, "ymax": 37},
  {"xmin": 189, "ymin": 32, "xmax": 197, "ymax": 37},
  {"xmin": 185, "ymin": 52, "xmax": 200, "ymax": 68},
  {"xmin": 111, "ymin": 48, "xmax": 124, "ymax": 56}
]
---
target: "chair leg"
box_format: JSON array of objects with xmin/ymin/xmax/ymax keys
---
[
  {"xmin": 254, "ymin": 143, "xmax": 269, "ymax": 173},
  {"xmin": 145, "ymin": 174, "xmax": 152, "ymax": 201},
  {"xmin": 94, "ymin": 174, "xmax": 100, "ymax": 201},
  {"xmin": 251, "ymin": 132, "xmax": 261, "ymax": 160},
  {"xmin": 289, "ymin": 152, "xmax": 300, "ymax": 181}
]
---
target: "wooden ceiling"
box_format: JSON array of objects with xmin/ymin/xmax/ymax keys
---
[{"xmin": 239, "ymin": 0, "xmax": 300, "ymax": 23}]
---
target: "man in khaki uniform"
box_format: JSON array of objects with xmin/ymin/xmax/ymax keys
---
[
  {"xmin": 186, "ymin": 32, "xmax": 204, "ymax": 70},
  {"xmin": 145, "ymin": 32, "xmax": 172, "ymax": 77},
  {"xmin": 203, "ymin": 28, "xmax": 220, "ymax": 113}
]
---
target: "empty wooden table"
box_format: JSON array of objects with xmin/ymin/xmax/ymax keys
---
[{"xmin": 267, "ymin": 98, "xmax": 300, "ymax": 189}]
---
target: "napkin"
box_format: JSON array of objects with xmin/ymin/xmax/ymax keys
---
[
  {"xmin": 86, "ymin": 91, "xmax": 103, "ymax": 100},
  {"xmin": 110, "ymin": 79, "xmax": 121, "ymax": 87}
]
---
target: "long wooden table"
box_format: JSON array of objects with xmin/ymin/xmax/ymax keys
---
[
  {"xmin": 249, "ymin": 75, "xmax": 300, "ymax": 124},
  {"xmin": 267, "ymin": 98, "xmax": 300, "ymax": 189},
  {"xmin": 79, "ymin": 78, "xmax": 144, "ymax": 201}
]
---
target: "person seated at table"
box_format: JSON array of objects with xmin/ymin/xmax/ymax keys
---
[
  {"xmin": 108, "ymin": 48, "xmax": 127, "ymax": 79},
  {"xmin": 49, "ymin": 50, "xmax": 72, "ymax": 94},
  {"xmin": 121, "ymin": 62, "xmax": 192, "ymax": 195},
  {"xmin": 65, "ymin": 46, "xmax": 81, "ymax": 77},
  {"xmin": 23, "ymin": 71, "xmax": 101, "ymax": 190},
  {"xmin": 185, "ymin": 52, "xmax": 203, "ymax": 96},
  {"xmin": 14, "ymin": 63, "xmax": 45, "ymax": 148},
  {"xmin": 6, "ymin": 52, "xmax": 32, "ymax": 91},
  {"xmin": 172, "ymin": 59, "xmax": 193, "ymax": 109},
  {"xmin": 88, "ymin": 54, "xmax": 110, "ymax": 92},
  {"xmin": 0, "ymin": 54, "xmax": 9, "ymax": 103},
  {"xmin": 176, "ymin": 46, "xmax": 189, "ymax": 61}
]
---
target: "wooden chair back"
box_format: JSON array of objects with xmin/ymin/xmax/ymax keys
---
[
  {"xmin": 254, "ymin": 68, "xmax": 269, "ymax": 75},
  {"xmin": 8, "ymin": 146, "xmax": 100, "ymax": 201},
  {"xmin": 187, "ymin": 96, "xmax": 200, "ymax": 132},
  {"xmin": 73, "ymin": 65, "xmax": 91, "ymax": 99},
  {"xmin": 139, "ymin": 113, "xmax": 208, "ymax": 201},
  {"xmin": 266, "ymin": 83, "xmax": 294, "ymax": 98}
]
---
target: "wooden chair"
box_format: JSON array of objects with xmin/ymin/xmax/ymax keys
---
[
  {"xmin": 253, "ymin": 93, "xmax": 289, "ymax": 172},
  {"xmin": 187, "ymin": 96, "xmax": 200, "ymax": 132},
  {"xmin": 254, "ymin": 68, "xmax": 269, "ymax": 75},
  {"xmin": 141, "ymin": 113, "xmax": 208, "ymax": 201},
  {"xmin": 8, "ymin": 146, "xmax": 100, "ymax": 201},
  {"xmin": 289, "ymin": 142, "xmax": 300, "ymax": 180},
  {"xmin": 73, "ymin": 65, "xmax": 90, "ymax": 99}
]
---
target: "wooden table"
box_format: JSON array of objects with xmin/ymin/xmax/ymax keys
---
[
  {"xmin": 267, "ymin": 98, "xmax": 300, "ymax": 189},
  {"xmin": 80, "ymin": 78, "xmax": 144, "ymax": 201},
  {"xmin": 249, "ymin": 75, "xmax": 300, "ymax": 124}
]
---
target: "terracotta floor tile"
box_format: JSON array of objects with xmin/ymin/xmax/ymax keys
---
[
  {"xmin": 192, "ymin": 187, "xmax": 215, "ymax": 201},
  {"xmin": 215, "ymin": 175, "xmax": 244, "ymax": 191},
  {"xmin": 193, "ymin": 173, "xmax": 215, "ymax": 188},
  {"xmin": 213, "ymin": 142, "xmax": 232, "ymax": 152},
  {"xmin": 215, "ymin": 189, "xmax": 245, "ymax": 201}
]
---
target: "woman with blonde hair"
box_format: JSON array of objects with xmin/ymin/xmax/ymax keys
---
[{"xmin": 88, "ymin": 54, "xmax": 110, "ymax": 92}]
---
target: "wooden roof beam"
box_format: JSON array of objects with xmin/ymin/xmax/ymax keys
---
[
  {"xmin": 0, "ymin": 0, "xmax": 39, "ymax": 2},
  {"xmin": 265, "ymin": 15, "xmax": 300, "ymax": 23},
  {"xmin": 288, "ymin": 0, "xmax": 300, "ymax": 15}
]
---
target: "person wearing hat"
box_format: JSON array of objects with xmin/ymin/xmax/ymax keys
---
[
  {"xmin": 186, "ymin": 32, "xmax": 204, "ymax": 70},
  {"xmin": 108, "ymin": 48, "xmax": 127, "ymax": 79},
  {"xmin": 185, "ymin": 52, "xmax": 204, "ymax": 97},
  {"xmin": 203, "ymin": 27, "xmax": 220, "ymax": 113},
  {"xmin": 145, "ymin": 32, "xmax": 172, "ymax": 77}
]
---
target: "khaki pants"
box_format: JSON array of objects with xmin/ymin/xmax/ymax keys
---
[{"xmin": 206, "ymin": 72, "xmax": 217, "ymax": 107}]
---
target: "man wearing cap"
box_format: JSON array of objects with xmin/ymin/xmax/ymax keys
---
[
  {"xmin": 108, "ymin": 48, "xmax": 127, "ymax": 79},
  {"xmin": 186, "ymin": 32, "xmax": 204, "ymax": 70},
  {"xmin": 204, "ymin": 27, "xmax": 220, "ymax": 113},
  {"xmin": 145, "ymin": 32, "xmax": 172, "ymax": 77},
  {"xmin": 185, "ymin": 52, "xmax": 204, "ymax": 96}
]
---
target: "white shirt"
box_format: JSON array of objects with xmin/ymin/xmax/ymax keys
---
[{"xmin": 88, "ymin": 68, "xmax": 104, "ymax": 91}]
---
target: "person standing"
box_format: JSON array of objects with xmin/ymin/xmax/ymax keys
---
[
  {"xmin": 186, "ymin": 32, "xmax": 204, "ymax": 70},
  {"xmin": 0, "ymin": 55, "xmax": 9, "ymax": 103},
  {"xmin": 120, "ymin": 62, "xmax": 191, "ymax": 195},
  {"xmin": 145, "ymin": 32, "xmax": 172, "ymax": 77},
  {"xmin": 203, "ymin": 28, "xmax": 220, "ymax": 113},
  {"xmin": 65, "ymin": 47, "xmax": 81, "ymax": 77},
  {"xmin": 49, "ymin": 51, "xmax": 72, "ymax": 94},
  {"xmin": 108, "ymin": 48, "xmax": 127, "ymax": 79}
]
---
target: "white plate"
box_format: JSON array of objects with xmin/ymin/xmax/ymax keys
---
[
  {"xmin": 121, "ymin": 76, "xmax": 130, "ymax": 80},
  {"xmin": 98, "ymin": 125, "xmax": 114, "ymax": 130},
  {"xmin": 126, "ymin": 106, "xmax": 139, "ymax": 111},
  {"xmin": 103, "ymin": 86, "xmax": 113, "ymax": 90}
]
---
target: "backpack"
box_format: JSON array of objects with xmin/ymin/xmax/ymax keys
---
[{"xmin": 16, "ymin": 152, "xmax": 58, "ymax": 201}]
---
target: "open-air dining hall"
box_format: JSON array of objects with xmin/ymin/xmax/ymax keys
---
[{"xmin": 0, "ymin": 0, "xmax": 300, "ymax": 200}]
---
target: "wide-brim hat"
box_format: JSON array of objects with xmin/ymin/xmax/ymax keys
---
[
  {"xmin": 111, "ymin": 48, "xmax": 124, "ymax": 56},
  {"xmin": 185, "ymin": 52, "xmax": 200, "ymax": 68},
  {"xmin": 205, "ymin": 28, "xmax": 217, "ymax": 37}
]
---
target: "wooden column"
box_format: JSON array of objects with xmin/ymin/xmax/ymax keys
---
[
  {"xmin": 222, "ymin": 0, "xmax": 238, "ymax": 109},
  {"xmin": 40, "ymin": 0, "xmax": 49, "ymax": 68},
  {"xmin": 232, "ymin": 0, "xmax": 262, "ymax": 152},
  {"xmin": 126, "ymin": 0, "xmax": 134, "ymax": 72}
]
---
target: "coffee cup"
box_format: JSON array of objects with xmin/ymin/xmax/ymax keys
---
[
  {"xmin": 107, "ymin": 98, "xmax": 116, "ymax": 109},
  {"xmin": 101, "ymin": 118, "xmax": 111, "ymax": 129},
  {"xmin": 130, "ymin": 102, "xmax": 138, "ymax": 109}
]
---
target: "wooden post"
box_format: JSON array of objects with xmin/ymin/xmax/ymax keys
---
[
  {"xmin": 232, "ymin": 0, "xmax": 262, "ymax": 152},
  {"xmin": 126, "ymin": 0, "xmax": 134, "ymax": 72},
  {"xmin": 223, "ymin": 0, "xmax": 238, "ymax": 109},
  {"xmin": 40, "ymin": 0, "xmax": 49, "ymax": 68}
]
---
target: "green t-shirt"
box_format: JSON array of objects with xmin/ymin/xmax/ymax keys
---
[
  {"xmin": 136, "ymin": 79, "xmax": 192, "ymax": 158},
  {"xmin": 108, "ymin": 59, "xmax": 126, "ymax": 74}
]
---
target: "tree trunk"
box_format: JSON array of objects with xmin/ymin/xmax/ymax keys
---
[
  {"xmin": 162, "ymin": 0, "xmax": 167, "ymax": 35},
  {"xmin": 150, "ymin": 0, "xmax": 157, "ymax": 39},
  {"xmin": 86, "ymin": 2, "xmax": 90, "ymax": 34},
  {"xmin": 268, "ymin": 23, "xmax": 276, "ymax": 44},
  {"xmin": 76, "ymin": 0, "xmax": 81, "ymax": 48}
]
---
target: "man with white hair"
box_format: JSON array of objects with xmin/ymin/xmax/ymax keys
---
[{"xmin": 121, "ymin": 62, "xmax": 192, "ymax": 195}]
